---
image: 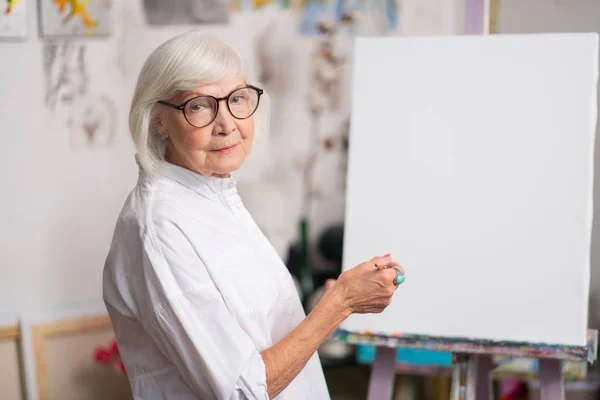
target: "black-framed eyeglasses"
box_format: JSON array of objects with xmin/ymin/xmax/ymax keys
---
[{"xmin": 157, "ymin": 85, "xmax": 264, "ymax": 129}]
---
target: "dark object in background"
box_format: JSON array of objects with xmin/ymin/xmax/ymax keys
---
[
  {"xmin": 285, "ymin": 223, "xmax": 345, "ymax": 292},
  {"xmin": 285, "ymin": 241, "xmax": 303, "ymax": 285},
  {"xmin": 318, "ymin": 224, "xmax": 344, "ymax": 264},
  {"xmin": 313, "ymin": 224, "xmax": 344, "ymax": 289}
]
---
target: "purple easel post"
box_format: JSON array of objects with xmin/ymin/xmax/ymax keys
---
[
  {"xmin": 472, "ymin": 354, "xmax": 493, "ymax": 399},
  {"xmin": 465, "ymin": 0, "xmax": 486, "ymax": 35},
  {"xmin": 367, "ymin": 347, "xmax": 397, "ymax": 400},
  {"xmin": 539, "ymin": 359, "xmax": 564, "ymax": 400}
]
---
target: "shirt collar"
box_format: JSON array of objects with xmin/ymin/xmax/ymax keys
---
[{"xmin": 137, "ymin": 155, "xmax": 239, "ymax": 201}]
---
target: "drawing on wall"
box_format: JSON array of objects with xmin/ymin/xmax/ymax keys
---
[
  {"xmin": 308, "ymin": 24, "xmax": 348, "ymax": 112},
  {"xmin": 0, "ymin": 0, "xmax": 27, "ymax": 39},
  {"xmin": 44, "ymin": 41, "xmax": 89, "ymax": 112},
  {"xmin": 39, "ymin": 0, "xmax": 113, "ymax": 37},
  {"xmin": 232, "ymin": 0, "xmax": 274, "ymax": 12},
  {"xmin": 143, "ymin": 0, "xmax": 230, "ymax": 25},
  {"xmin": 298, "ymin": 0, "xmax": 334, "ymax": 36},
  {"xmin": 70, "ymin": 94, "xmax": 116, "ymax": 149},
  {"xmin": 299, "ymin": 0, "xmax": 397, "ymax": 36},
  {"xmin": 334, "ymin": 0, "xmax": 397, "ymax": 34},
  {"xmin": 44, "ymin": 41, "xmax": 116, "ymax": 149}
]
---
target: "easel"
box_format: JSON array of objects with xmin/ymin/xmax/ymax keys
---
[
  {"xmin": 337, "ymin": 2, "xmax": 599, "ymax": 399},
  {"xmin": 367, "ymin": 346, "xmax": 570, "ymax": 400},
  {"xmin": 334, "ymin": 329, "xmax": 597, "ymax": 400}
]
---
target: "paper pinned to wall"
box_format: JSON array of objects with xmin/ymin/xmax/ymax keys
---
[
  {"xmin": 0, "ymin": 0, "xmax": 27, "ymax": 39},
  {"xmin": 39, "ymin": 0, "xmax": 113, "ymax": 37},
  {"xmin": 341, "ymin": 34, "xmax": 598, "ymax": 347}
]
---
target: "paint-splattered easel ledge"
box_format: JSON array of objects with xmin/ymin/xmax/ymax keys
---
[{"xmin": 334, "ymin": 329, "xmax": 598, "ymax": 363}]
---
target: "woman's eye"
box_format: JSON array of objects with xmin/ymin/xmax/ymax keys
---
[
  {"xmin": 231, "ymin": 95, "xmax": 247, "ymax": 104},
  {"xmin": 190, "ymin": 104, "xmax": 204, "ymax": 111}
]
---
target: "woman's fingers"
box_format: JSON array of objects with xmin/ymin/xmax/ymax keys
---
[
  {"xmin": 371, "ymin": 254, "xmax": 392, "ymax": 270},
  {"xmin": 386, "ymin": 262, "xmax": 405, "ymax": 275},
  {"xmin": 343, "ymin": 257, "xmax": 404, "ymax": 314},
  {"xmin": 379, "ymin": 267, "xmax": 398, "ymax": 288},
  {"xmin": 369, "ymin": 255, "xmax": 405, "ymax": 277}
]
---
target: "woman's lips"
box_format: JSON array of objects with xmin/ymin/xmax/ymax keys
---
[{"xmin": 210, "ymin": 143, "xmax": 238, "ymax": 155}]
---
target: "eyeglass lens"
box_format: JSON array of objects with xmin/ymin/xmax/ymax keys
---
[{"xmin": 184, "ymin": 87, "xmax": 259, "ymax": 128}]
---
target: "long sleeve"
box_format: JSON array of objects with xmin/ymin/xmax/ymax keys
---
[{"xmin": 139, "ymin": 219, "xmax": 269, "ymax": 400}]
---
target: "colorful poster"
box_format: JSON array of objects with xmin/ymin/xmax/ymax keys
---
[
  {"xmin": 299, "ymin": 0, "xmax": 397, "ymax": 36},
  {"xmin": 39, "ymin": 0, "xmax": 113, "ymax": 37},
  {"xmin": 0, "ymin": 0, "xmax": 27, "ymax": 39}
]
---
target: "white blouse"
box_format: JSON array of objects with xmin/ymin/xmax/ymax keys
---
[{"xmin": 103, "ymin": 157, "xmax": 330, "ymax": 400}]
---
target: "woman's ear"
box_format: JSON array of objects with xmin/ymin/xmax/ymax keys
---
[{"xmin": 153, "ymin": 112, "xmax": 169, "ymax": 140}]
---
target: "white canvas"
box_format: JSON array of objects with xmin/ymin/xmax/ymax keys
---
[{"xmin": 341, "ymin": 34, "xmax": 598, "ymax": 347}]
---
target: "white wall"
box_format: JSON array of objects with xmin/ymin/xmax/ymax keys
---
[
  {"xmin": 0, "ymin": 0, "xmax": 319, "ymax": 324},
  {"xmin": 0, "ymin": 0, "xmax": 137, "ymax": 324}
]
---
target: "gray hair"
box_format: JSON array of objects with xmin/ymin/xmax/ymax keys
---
[{"xmin": 129, "ymin": 30, "xmax": 269, "ymax": 176}]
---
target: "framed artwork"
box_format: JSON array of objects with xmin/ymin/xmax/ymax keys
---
[
  {"xmin": 30, "ymin": 315, "xmax": 114, "ymax": 400},
  {"xmin": 38, "ymin": 0, "xmax": 113, "ymax": 38},
  {"xmin": 143, "ymin": 0, "xmax": 230, "ymax": 25},
  {"xmin": 0, "ymin": 0, "xmax": 28, "ymax": 40}
]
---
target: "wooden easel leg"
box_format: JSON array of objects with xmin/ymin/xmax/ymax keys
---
[
  {"xmin": 539, "ymin": 359, "xmax": 564, "ymax": 400},
  {"xmin": 367, "ymin": 346, "xmax": 397, "ymax": 400}
]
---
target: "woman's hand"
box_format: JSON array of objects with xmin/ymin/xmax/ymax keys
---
[
  {"xmin": 328, "ymin": 255, "xmax": 404, "ymax": 315},
  {"xmin": 260, "ymin": 255, "xmax": 403, "ymax": 398}
]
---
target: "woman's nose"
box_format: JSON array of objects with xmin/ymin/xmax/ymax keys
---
[{"xmin": 213, "ymin": 102, "xmax": 236, "ymax": 135}]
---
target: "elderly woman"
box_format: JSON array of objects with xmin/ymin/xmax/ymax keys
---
[{"xmin": 103, "ymin": 31, "xmax": 404, "ymax": 400}]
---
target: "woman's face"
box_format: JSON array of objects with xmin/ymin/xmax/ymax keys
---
[{"xmin": 156, "ymin": 76, "xmax": 255, "ymax": 177}]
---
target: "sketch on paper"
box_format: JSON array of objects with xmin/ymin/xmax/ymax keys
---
[
  {"xmin": 43, "ymin": 41, "xmax": 89, "ymax": 113},
  {"xmin": 39, "ymin": 0, "xmax": 112, "ymax": 37},
  {"xmin": 44, "ymin": 41, "xmax": 116, "ymax": 149},
  {"xmin": 143, "ymin": 0, "xmax": 230, "ymax": 25},
  {"xmin": 70, "ymin": 94, "xmax": 116, "ymax": 149},
  {"xmin": 0, "ymin": 0, "xmax": 27, "ymax": 39}
]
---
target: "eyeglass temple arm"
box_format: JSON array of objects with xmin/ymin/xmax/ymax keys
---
[{"xmin": 157, "ymin": 101, "xmax": 184, "ymax": 111}]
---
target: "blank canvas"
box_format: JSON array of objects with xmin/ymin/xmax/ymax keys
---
[{"xmin": 341, "ymin": 34, "xmax": 598, "ymax": 347}]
